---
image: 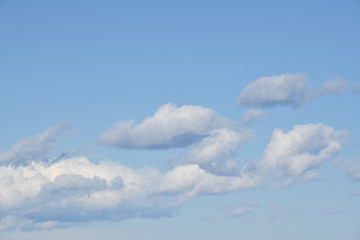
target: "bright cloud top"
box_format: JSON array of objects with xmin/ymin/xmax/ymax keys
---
[
  {"xmin": 98, "ymin": 103, "xmax": 218, "ymax": 149},
  {"xmin": 257, "ymin": 123, "xmax": 346, "ymax": 179},
  {"xmin": 237, "ymin": 73, "xmax": 357, "ymax": 108},
  {"xmin": 99, "ymin": 103, "xmax": 250, "ymax": 174},
  {"xmin": 0, "ymin": 152, "xmax": 256, "ymax": 231},
  {"xmin": 185, "ymin": 128, "xmax": 250, "ymax": 175}
]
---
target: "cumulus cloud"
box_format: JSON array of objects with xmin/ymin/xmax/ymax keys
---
[
  {"xmin": 0, "ymin": 156, "xmax": 257, "ymax": 230},
  {"xmin": 237, "ymin": 73, "xmax": 311, "ymax": 108},
  {"xmin": 237, "ymin": 74, "xmax": 359, "ymax": 108},
  {"xmin": 256, "ymin": 123, "xmax": 346, "ymax": 179},
  {"xmin": 98, "ymin": 103, "xmax": 218, "ymax": 149},
  {"xmin": 185, "ymin": 128, "xmax": 250, "ymax": 175},
  {"xmin": 0, "ymin": 121, "xmax": 347, "ymax": 231},
  {"xmin": 0, "ymin": 121, "xmax": 69, "ymax": 166}
]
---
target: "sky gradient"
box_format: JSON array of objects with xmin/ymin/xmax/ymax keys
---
[{"xmin": 1, "ymin": 1, "xmax": 360, "ymax": 239}]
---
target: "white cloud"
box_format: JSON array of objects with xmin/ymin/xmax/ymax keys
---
[
  {"xmin": 340, "ymin": 159, "xmax": 360, "ymax": 181},
  {"xmin": 98, "ymin": 103, "xmax": 251, "ymax": 174},
  {"xmin": 237, "ymin": 73, "xmax": 311, "ymax": 108},
  {"xmin": 237, "ymin": 74, "xmax": 359, "ymax": 108},
  {"xmin": 185, "ymin": 128, "xmax": 250, "ymax": 175},
  {"xmin": 319, "ymin": 77, "xmax": 360, "ymax": 95},
  {"xmin": 0, "ymin": 122, "xmax": 347, "ymax": 231},
  {"xmin": 98, "ymin": 103, "xmax": 218, "ymax": 149},
  {"xmin": 160, "ymin": 164, "xmax": 257, "ymax": 198},
  {"xmin": 0, "ymin": 121, "xmax": 68, "ymax": 166},
  {"xmin": 256, "ymin": 123, "xmax": 346, "ymax": 178},
  {"xmin": 0, "ymin": 156, "xmax": 257, "ymax": 230},
  {"xmin": 319, "ymin": 78, "xmax": 349, "ymax": 95},
  {"xmin": 240, "ymin": 109, "xmax": 267, "ymax": 125}
]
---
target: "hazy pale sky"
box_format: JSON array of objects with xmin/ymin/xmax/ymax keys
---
[{"xmin": 1, "ymin": 1, "xmax": 360, "ymax": 239}]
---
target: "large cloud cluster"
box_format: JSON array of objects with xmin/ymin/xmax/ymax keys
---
[
  {"xmin": 0, "ymin": 119, "xmax": 346, "ymax": 230},
  {"xmin": 1, "ymin": 73, "xmax": 357, "ymax": 231},
  {"xmin": 0, "ymin": 157, "xmax": 257, "ymax": 230},
  {"xmin": 98, "ymin": 103, "xmax": 249, "ymax": 175}
]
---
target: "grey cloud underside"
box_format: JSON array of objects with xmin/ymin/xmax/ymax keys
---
[
  {"xmin": 0, "ymin": 119, "xmax": 346, "ymax": 230},
  {"xmin": 0, "ymin": 121, "xmax": 69, "ymax": 166},
  {"xmin": 98, "ymin": 103, "xmax": 251, "ymax": 175},
  {"xmin": 237, "ymin": 73, "xmax": 358, "ymax": 108},
  {"xmin": 104, "ymin": 132, "xmax": 206, "ymax": 150},
  {"xmin": 237, "ymin": 73, "xmax": 311, "ymax": 108}
]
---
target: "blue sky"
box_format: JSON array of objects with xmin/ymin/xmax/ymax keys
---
[{"xmin": 1, "ymin": 1, "xmax": 360, "ymax": 239}]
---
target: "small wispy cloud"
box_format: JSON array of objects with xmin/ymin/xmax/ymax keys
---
[
  {"xmin": 223, "ymin": 203, "xmax": 257, "ymax": 218},
  {"xmin": 0, "ymin": 121, "xmax": 69, "ymax": 166},
  {"xmin": 237, "ymin": 73, "xmax": 312, "ymax": 108},
  {"xmin": 237, "ymin": 73, "xmax": 359, "ymax": 108},
  {"xmin": 240, "ymin": 109, "xmax": 267, "ymax": 125},
  {"xmin": 338, "ymin": 159, "xmax": 360, "ymax": 181}
]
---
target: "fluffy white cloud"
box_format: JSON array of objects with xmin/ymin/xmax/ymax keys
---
[
  {"xmin": 237, "ymin": 73, "xmax": 311, "ymax": 108},
  {"xmin": 98, "ymin": 103, "xmax": 250, "ymax": 174},
  {"xmin": 0, "ymin": 125, "xmax": 256, "ymax": 230},
  {"xmin": 0, "ymin": 121, "xmax": 68, "ymax": 166},
  {"xmin": 98, "ymin": 103, "xmax": 218, "ymax": 149},
  {"xmin": 0, "ymin": 122, "xmax": 347, "ymax": 230},
  {"xmin": 185, "ymin": 128, "xmax": 250, "ymax": 174},
  {"xmin": 0, "ymin": 156, "xmax": 257, "ymax": 230},
  {"xmin": 257, "ymin": 123, "xmax": 346, "ymax": 178}
]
